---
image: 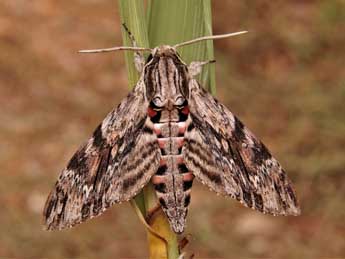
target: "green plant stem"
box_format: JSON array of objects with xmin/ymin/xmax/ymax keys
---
[
  {"xmin": 118, "ymin": 0, "xmax": 215, "ymax": 258},
  {"xmin": 118, "ymin": 0, "xmax": 149, "ymax": 88},
  {"xmin": 118, "ymin": 1, "xmax": 179, "ymax": 258}
]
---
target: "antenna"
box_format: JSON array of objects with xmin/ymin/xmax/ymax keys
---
[
  {"xmin": 78, "ymin": 46, "xmax": 152, "ymax": 54},
  {"xmin": 174, "ymin": 31, "xmax": 248, "ymax": 49},
  {"xmin": 78, "ymin": 30, "xmax": 248, "ymax": 54}
]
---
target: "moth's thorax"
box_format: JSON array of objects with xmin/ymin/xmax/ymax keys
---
[{"xmin": 144, "ymin": 47, "xmax": 189, "ymax": 108}]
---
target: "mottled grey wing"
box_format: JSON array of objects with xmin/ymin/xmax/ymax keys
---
[
  {"xmin": 183, "ymin": 80, "xmax": 300, "ymax": 216},
  {"xmin": 44, "ymin": 81, "xmax": 160, "ymax": 230}
]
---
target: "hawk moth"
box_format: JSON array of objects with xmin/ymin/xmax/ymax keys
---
[{"xmin": 43, "ymin": 29, "xmax": 300, "ymax": 234}]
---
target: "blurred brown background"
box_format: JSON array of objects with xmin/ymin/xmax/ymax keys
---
[{"xmin": 1, "ymin": 1, "xmax": 344, "ymax": 258}]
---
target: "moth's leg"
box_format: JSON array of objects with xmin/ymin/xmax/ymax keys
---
[
  {"xmin": 188, "ymin": 60, "xmax": 216, "ymax": 77},
  {"xmin": 122, "ymin": 23, "xmax": 145, "ymax": 73}
]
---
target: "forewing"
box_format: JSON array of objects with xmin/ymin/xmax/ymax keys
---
[
  {"xmin": 183, "ymin": 80, "xmax": 300, "ymax": 216},
  {"xmin": 44, "ymin": 81, "xmax": 160, "ymax": 230}
]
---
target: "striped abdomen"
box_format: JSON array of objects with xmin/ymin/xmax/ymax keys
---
[{"xmin": 148, "ymin": 102, "xmax": 194, "ymax": 233}]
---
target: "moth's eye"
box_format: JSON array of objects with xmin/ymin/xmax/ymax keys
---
[{"xmin": 146, "ymin": 54, "xmax": 153, "ymax": 62}]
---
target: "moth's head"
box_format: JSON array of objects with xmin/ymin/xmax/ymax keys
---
[
  {"xmin": 146, "ymin": 45, "xmax": 182, "ymax": 64},
  {"xmin": 153, "ymin": 45, "xmax": 176, "ymax": 56}
]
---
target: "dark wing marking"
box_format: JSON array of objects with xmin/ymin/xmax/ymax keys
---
[
  {"xmin": 183, "ymin": 80, "xmax": 300, "ymax": 216},
  {"xmin": 44, "ymin": 81, "xmax": 160, "ymax": 230}
]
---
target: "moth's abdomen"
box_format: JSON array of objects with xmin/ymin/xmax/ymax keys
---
[{"xmin": 148, "ymin": 103, "xmax": 194, "ymax": 234}]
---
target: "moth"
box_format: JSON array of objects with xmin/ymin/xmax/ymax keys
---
[{"xmin": 43, "ymin": 26, "xmax": 300, "ymax": 234}]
